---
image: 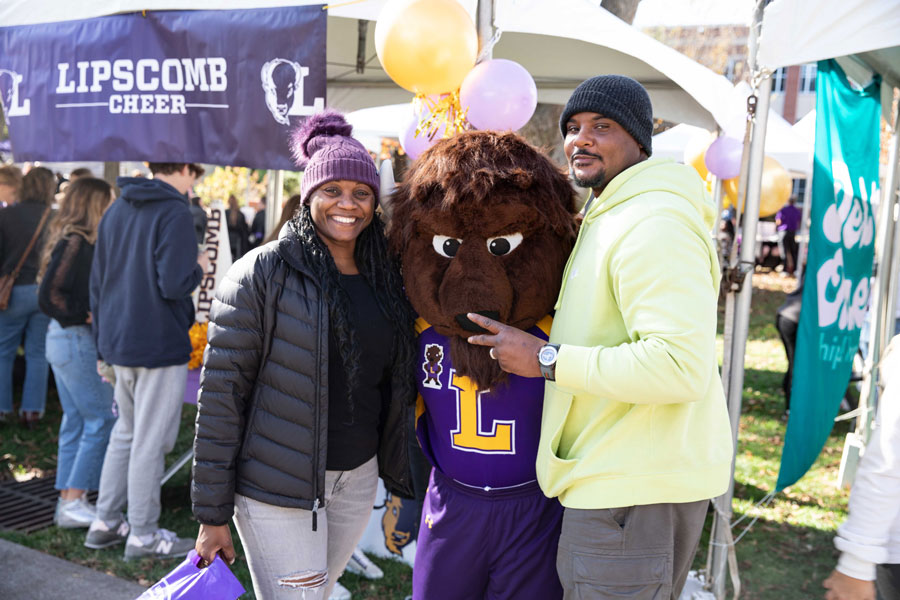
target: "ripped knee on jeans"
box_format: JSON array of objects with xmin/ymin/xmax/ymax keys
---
[{"xmin": 277, "ymin": 570, "xmax": 328, "ymax": 589}]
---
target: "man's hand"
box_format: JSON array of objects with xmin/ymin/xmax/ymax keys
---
[
  {"xmin": 465, "ymin": 313, "xmax": 545, "ymax": 379},
  {"xmin": 96, "ymin": 360, "xmax": 104, "ymax": 378},
  {"xmin": 824, "ymin": 570, "xmax": 875, "ymax": 600},
  {"xmin": 197, "ymin": 248, "xmax": 211, "ymax": 273},
  {"xmin": 195, "ymin": 523, "xmax": 236, "ymax": 567}
]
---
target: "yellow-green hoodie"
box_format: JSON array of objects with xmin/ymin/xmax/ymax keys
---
[{"xmin": 537, "ymin": 158, "xmax": 733, "ymax": 509}]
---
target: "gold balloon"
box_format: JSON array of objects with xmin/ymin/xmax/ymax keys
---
[
  {"xmin": 720, "ymin": 156, "xmax": 792, "ymax": 217},
  {"xmin": 683, "ymin": 131, "xmax": 714, "ymax": 181},
  {"xmin": 759, "ymin": 156, "xmax": 792, "ymax": 217},
  {"xmin": 375, "ymin": 0, "xmax": 478, "ymax": 95}
]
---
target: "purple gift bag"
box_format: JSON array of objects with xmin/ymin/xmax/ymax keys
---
[{"xmin": 136, "ymin": 550, "xmax": 245, "ymax": 600}]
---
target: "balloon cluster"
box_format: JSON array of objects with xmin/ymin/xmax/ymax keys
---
[
  {"xmin": 684, "ymin": 133, "xmax": 791, "ymax": 218},
  {"xmin": 375, "ymin": 0, "xmax": 538, "ymax": 159}
]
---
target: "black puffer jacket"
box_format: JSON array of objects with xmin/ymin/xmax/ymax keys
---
[{"xmin": 191, "ymin": 231, "xmax": 413, "ymax": 526}]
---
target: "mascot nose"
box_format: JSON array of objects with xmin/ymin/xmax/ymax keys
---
[{"xmin": 455, "ymin": 311, "xmax": 500, "ymax": 333}]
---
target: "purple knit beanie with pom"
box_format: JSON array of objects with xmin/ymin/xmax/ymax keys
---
[{"xmin": 292, "ymin": 110, "xmax": 379, "ymax": 205}]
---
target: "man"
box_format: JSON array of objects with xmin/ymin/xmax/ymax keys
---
[
  {"xmin": 86, "ymin": 162, "xmax": 208, "ymax": 560},
  {"xmin": 776, "ymin": 195, "xmax": 802, "ymax": 275},
  {"xmin": 824, "ymin": 335, "xmax": 900, "ymax": 600},
  {"xmin": 467, "ymin": 75, "xmax": 733, "ymax": 598}
]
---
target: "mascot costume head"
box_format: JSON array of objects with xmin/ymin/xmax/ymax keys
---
[{"xmin": 389, "ymin": 131, "xmax": 577, "ymax": 389}]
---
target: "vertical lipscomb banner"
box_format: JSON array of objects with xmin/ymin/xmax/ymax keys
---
[
  {"xmin": 194, "ymin": 202, "xmax": 232, "ymax": 324},
  {"xmin": 777, "ymin": 60, "xmax": 881, "ymax": 490},
  {"xmin": 0, "ymin": 6, "xmax": 325, "ymax": 169}
]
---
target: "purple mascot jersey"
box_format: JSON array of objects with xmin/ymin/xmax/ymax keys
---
[
  {"xmin": 416, "ymin": 317, "xmax": 551, "ymax": 488},
  {"xmin": 413, "ymin": 316, "xmax": 563, "ymax": 600}
]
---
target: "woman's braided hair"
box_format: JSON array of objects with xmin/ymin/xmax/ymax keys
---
[{"xmin": 288, "ymin": 205, "xmax": 417, "ymax": 422}]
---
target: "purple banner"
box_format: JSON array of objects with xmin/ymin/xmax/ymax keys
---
[{"xmin": 0, "ymin": 6, "xmax": 326, "ymax": 169}]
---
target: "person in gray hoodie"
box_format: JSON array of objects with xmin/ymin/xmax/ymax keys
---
[{"xmin": 86, "ymin": 162, "xmax": 208, "ymax": 561}]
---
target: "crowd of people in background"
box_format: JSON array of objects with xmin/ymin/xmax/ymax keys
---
[{"xmin": 0, "ymin": 70, "xmax": 898, "ymax": 599}]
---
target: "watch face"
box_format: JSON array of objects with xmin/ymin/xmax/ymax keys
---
[{"xmin": 539, "ymin": 346, "xmax": 558, "ymax": 366}]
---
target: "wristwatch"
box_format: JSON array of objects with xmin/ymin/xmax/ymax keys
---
[{"xmin": 538, "ymin": 344, "xmax": 560, "ymax": 381}]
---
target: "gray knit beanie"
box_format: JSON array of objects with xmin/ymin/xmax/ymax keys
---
[{"xmin": 559, "ymin": 75, "xmax": 653, "ymax": 156}]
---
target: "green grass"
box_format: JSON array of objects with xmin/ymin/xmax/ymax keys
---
[{"xmin": 0, "ymin": 271, "xmax": 852, "ymax": 598}]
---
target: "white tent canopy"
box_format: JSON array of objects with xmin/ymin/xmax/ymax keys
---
[
  {"xmin": 0, "ymin": 0, "xmax": 735, "ymax": 130},
  {"xmin": 757, "ymin": 0, "xmax": 900, "ymax": 84},
  {"xmin": 757, "ymin": 0, "xmax": 900, "ymax": 125}
]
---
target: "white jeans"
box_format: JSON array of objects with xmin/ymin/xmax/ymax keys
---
[{"xmin": 234, "ymin": 455, "xmax": 379, "ymax": 599}]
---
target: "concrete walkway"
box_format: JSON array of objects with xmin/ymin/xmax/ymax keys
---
[{"xmin": 0, "ymin": 538, "xmax": 147, "ymax": 599}]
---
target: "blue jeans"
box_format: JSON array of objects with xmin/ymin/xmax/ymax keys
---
[
  {"xmin": 0, "ymin": 283, "xmax": 50, "ymax": 416},
  {"xmin": 46, "ymin": 320, "xmax": 116, "ymax": 491}
]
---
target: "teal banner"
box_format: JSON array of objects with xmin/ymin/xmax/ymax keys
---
[{"xmin": 777, "ymin": 60, "xmax": 880, "ymax": 490}]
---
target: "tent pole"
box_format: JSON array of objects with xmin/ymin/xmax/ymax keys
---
[
  {"xmin": 476, "ymin": 0, "xmax": 495, "ymax": 60},
  {"xmin": 796, "ymin": 153, "xmax": 815, "ymax": 284},
  {"xmin": 877, "ymin": 100, "xmax": 900, "ymax": 356},
  {"xmin": 710, "ymin": 3, "xmax": 771, "ymax": 594},
  {"xmin": 712, "ymin": 175, "xmax": 724, "ymax": 238},
  {"xmin": 265, "ymin": 170, "xmax": 284, "ymax": 240}
]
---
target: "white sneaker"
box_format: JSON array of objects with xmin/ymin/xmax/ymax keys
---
[
  {"xmin": 345, "ymin": 548, "xmax": 383, "ymax": 579},
  {"xmin": 330, "ymin": 582, "xmax": 352, "ymax": 600},
  {"xmin": 54, "ymin": 497, "xmax": 97, "ymax": 529}
]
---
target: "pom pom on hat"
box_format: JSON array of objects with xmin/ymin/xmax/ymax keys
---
[
  {"xmin": 291, "ymin": 110, "xmax": 354, "ymax": 167},
  {"xmin": 291, "ymin": 110, "xmax": 380, "ymax": 205}
]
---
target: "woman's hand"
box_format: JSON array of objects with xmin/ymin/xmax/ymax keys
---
[{"xmin": 195, "ymin": 523, "xmax": 236, "ymax": 566}]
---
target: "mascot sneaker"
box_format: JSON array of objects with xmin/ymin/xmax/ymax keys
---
[
  {"xmin": 123, "ymin": 528, "xmax": 194, "ymax": 560},
  {"xmin": 330, "ymin": 582, "xmax": 351, "ymax": 600},
  {"xmin": 345, "ymin": 548, "xmax": 383, "ymax": 579}
]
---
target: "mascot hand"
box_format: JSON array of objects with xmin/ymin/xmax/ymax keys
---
[{"xmin": 466, "ymin": 313, "xmax": 544, "ymax": 379}]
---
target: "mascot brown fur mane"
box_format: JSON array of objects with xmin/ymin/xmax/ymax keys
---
[{"xmin": 388, "ymin": 131, "xmax": 577, "ymax": 389}]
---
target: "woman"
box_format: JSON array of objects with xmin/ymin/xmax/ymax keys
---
[
  {"xmin": 0, "ymin": 165, "xmax": 22, "ymax": 208},
  {"xmin": 225, "ymin": 194, "xmax": 250, "ymax": 260},
  {"xmin": 37, "ymin": 177, "xmax": 116, "ymax": 528},
  {"xmin": 262, "ymin": 193, "xmax": 302, "ymax": 245},
  {"xmin": 192, "ymin": 112, "xmax": 416, "ymax": 599},
  {"xmin": 0, "ymin": 166, "xmax": 55, "ymax": 426}
]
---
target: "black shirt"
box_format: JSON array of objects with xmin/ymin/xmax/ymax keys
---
[
  {"xmin": 326, "ymin": 274, "xmax": 394, "ymax": 471},
  {"xmin": 38, "ymin": 234, "xmax": 94, "ymax": 327}
]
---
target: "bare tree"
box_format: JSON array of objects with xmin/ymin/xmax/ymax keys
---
[{"xmin": 601, "ymin": 0, "xmax": 642, "ymax": 24}]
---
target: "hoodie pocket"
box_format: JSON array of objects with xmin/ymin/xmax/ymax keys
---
[{"xmin": 537, "ymin": 390, "xmax": 578, "ymax": 493}]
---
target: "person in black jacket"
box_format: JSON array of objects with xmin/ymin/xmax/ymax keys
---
[
  {"xmin": 225, "ymin": 194, "xmax": 250, "ymax": 259},
  {"xmin": 192, "ymin": 111, "xmax": 416, "ymax": 600},
  {"xmin": 0, "ymin": 166, "xmax": 55, "ymax": 426},
  {"xmin": 38, "ymin": 177, "xmax": 116, "ymax": 529},
  {"xmin": 248, "ymin": 195, "xmax": 267, "ymax": 249}
]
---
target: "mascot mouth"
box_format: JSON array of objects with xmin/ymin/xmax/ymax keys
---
[{"xmin": 455, "ymin": 311, "xmax": 500, "ymax": 334}]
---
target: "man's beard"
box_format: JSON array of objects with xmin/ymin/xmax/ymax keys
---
[{"xmin": 572, "ymin": 167, "xmax": 606, "ymax": 189}]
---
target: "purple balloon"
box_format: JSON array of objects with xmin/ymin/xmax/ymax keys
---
[
  {"xmin": 399, "ymin": 108, "xmax": 446, "ymax": 160},
  {"xmin": 460, "ymin": 59, "xmax": 537, "ymax": 131},
  {"xmin": 704, "ymin": 136, "xmax": 743, "ymax": 180}
]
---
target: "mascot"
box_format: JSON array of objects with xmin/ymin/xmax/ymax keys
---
[{"xmin": 389, "ymin": 131, "xmax": 577, "ymax": 599}]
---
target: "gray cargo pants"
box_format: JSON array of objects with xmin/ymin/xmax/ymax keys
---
[{"xmin": 557, "ymin": 500, "xmax": 709, "ymax": 599}]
